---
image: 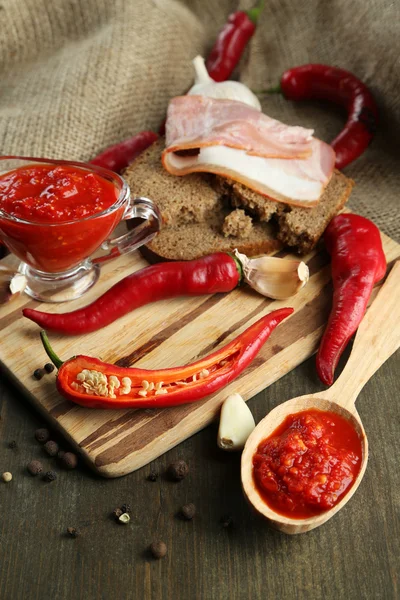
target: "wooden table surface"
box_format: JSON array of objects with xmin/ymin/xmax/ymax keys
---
[{"xmin": 0, "ymin": 349, "xmax": 399, "ymax": 600}]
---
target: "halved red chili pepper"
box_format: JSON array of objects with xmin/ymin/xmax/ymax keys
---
[
  {"xmin": 40, "ymin": 307, "xmax": 293, "ymax": 409},
  {"xmin": 23, "ymin": 252, "xmax": 242, "ymax": 335},
  {"xmin": 90, "ymin": 131, "xmax": 158, "ymax": 174},
  {"xmin": 316, "ymin": 214, "xmax": 386, "ymax": 386},
  {"xmin": 267, "ymin": 64, "xmax": 378, "ymax": 169}
]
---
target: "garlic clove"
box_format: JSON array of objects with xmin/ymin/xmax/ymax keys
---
[
  {"xmin": 217, "ymin": 393, "xmax": 256, "ymax": 451},
  {"xmin": 0, "ymin": 267, "xmax": 27, "ymax": 303},
  {"xmin": 188, "ymin": 56, "xmax": 261, "ymax": 111},
  {"xmin": 234, "ymin": 249, "xmax": 309, "ymax": 300}
]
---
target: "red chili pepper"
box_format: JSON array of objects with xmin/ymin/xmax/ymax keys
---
[
  {"xmin": 90, "ymin": 131, "xmax": 158, "ymax": 174},
  {"xmin": 206, "ymin": 0, "xmax": 264, "ymax": 82},
  {"xmin": 23, "ymin": 253, "xmax": 242, "ymax": 335},
  {"xmin": 269, "ymin": 65, "xmax": 378, "ymax": 169},
  {"xmin": 316, "ymin": 214, "xmax": 386, "ymax": 386},
  {"xmin": 40, "ymin": 307, "xmax": 293, "ymax": 409}
]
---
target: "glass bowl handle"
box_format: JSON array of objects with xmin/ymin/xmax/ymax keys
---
[{"xmin": 94, "ymin": 196, "xmax": 161, "ymax": 264}]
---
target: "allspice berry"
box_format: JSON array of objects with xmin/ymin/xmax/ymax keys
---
[
  {"xmin": 167, "ymin": 460, "xmax": 189, "ymax": 481},
  {"xmin": 35, "ymin": 428, "xmax": 50, "ymax": 444},
  {"xmin": 44, "ymin": 440, "xmax": 59, "ymax": 457},
  {"xmin": 61, "ymin": 452, "xmax": 78, "ymax": 469},
  {"xmin": 66, "ymin": 527, "xmax": 80, "ymax": 538},
  {"xmin": 27, "ymin": 460, "xmax": 43, "ymax": 476},
  {"xmin": 150, "ymin": 541, "xmax": 167, "ymax": 559},
  {"xmin": 180, "ymin": 503, "xmax": 196, "ymax": 520}
]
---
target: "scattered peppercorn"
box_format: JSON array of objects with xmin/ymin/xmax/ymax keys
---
[
  {"xmin": 2, "ymin": 472, "xmax": 12, "ymax": 483},
  {"xmin": 147, "ymin": 471, "xmax": 158, "ymax": 482},
  {"xmin": 57, "ymin": 450, "xmax": 66, "ymax": 460},
  {"xmin": 121, "ymin": 503, "xmax": 131, "ymax": 514},
  {"xmin": 44, "ymin": 363, "xmax": 55, "ymax": 374},
  {"xmin": 27, "ymin": 460, "xmax": 43, "ymax": 476},
  {"xmin": 8, "ymin": 440, "xmax": 17, "ymax": 450},
  {"xmin": 112, "ymin": 508, "xmax": 123, "ymax": 520},
  {"xmin": 44, "ymin": 440, "xmax": 59, "ymax": 457},
  {"xmin": 167, "ymin": 460, "xmax": 189, "ymax": 481},
  {"xmin": 35, "ymin": 428, "xmax": 50, "ymax": 444},
  {"xmin": 180, "ymin": 503, "xmax": 196, "ymax": 520},
  {"xmin": 150, "ymin": 541, "xmax": 167, "ymax": 559},
  {"xmin": 119, "ymin": 513, "xmax": 130, "ymax": 524},
  {"xmin": 66, "ymin": 527, "xmax": 80, "ymax": 538},
  {"xmin": 220, "ymin": 514, "xmax": 234, "ymax": 528},
  {"xmin": 61, "ymin": 452, "xmax": 78, "ymax": 469},
  {"xmin": 33, "ymin": 368, "xmax": 45, "ymax": 380},
  {"xmin": 43, "ymin": 470, "xmax": 57, "ymax": 482}
]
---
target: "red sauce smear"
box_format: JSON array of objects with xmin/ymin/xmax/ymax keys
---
[
  {"xmin": 0, "ymin": 164, "xmax": 121, "ymax": 272},
  {"xmin": 253, "ymin": 409, "xmax": 362, "ymax": 519}
]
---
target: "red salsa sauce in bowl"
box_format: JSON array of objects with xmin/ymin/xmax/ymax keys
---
[
  {"xmin": 253, "ymin": 409, "xmax": 362, "ymax": 519},
  {"xmin": 0, "ymin": 164, "xmax": 122, "ymax": 273}
]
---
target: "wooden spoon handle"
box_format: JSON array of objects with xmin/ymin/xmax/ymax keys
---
[{"xmin": 324, "ymin": 261, "xmax": 400, "ymax": 409}]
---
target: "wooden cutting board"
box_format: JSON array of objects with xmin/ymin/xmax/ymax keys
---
[{"xmin": 1, "ymin": 229, "xmax": 399, "ymax": 477}]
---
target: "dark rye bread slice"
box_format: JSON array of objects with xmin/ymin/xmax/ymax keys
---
[
  {"xmin": 143, "ymin": 209, "xmax": 282, "ymax": 262},
  {"xmin": 124, "ymin": 139, "xmax": 222, "ymax": 227},
  {"xmin": 214, "ymin": 170, "xmax": 354, "ymax": 254}
]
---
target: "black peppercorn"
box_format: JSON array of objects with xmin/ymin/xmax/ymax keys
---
[
  {"xmin": 43, "ymin": 470, "xmax": 57, "ymax": 482},
  {"xmin": 61, "ymin": 452, "xmax": 78, "ymax": 469},
  {"xmin": 220, "ymin": 514, "xmax": 234, "ymax": 528},
  {"xmin": 44, "ymin": 440, "xmax": 59, "ymax": 457},
  {"xmin": 8, "ymin": 441, "xmax": 17, "ymax": 450},
  {"xmin": 35, "ymin": 428, "xmax": 50, "ymax": 444},
  {"xmin": 150, "ymin": 541, "xmax": 167, "ymax": 559},
  {"xmin": 66, "ymin": 527, "xmax": 80, "ymax": 538},
  {"xmin": 121, "ymin": 503, "xmax": 131, "ymax": 514},
  {"xmin": 44, "ymin": 363, "xmax": 55, "ymax": 374},
  {"xmin": 167, "ymin": 460, "xmax": 189, "ymax": 481},
  {"xmin": 33, "ymin": 368, "xmax": 45, "ymax": 380},
  {"xmin": 147, "ymin": 471, "xmax": 158, "ymax": 482},
  {"xmin": 57, "ymin": 450, "xmax": 66, "ymax": 460},
  {"xmin": 27, "ymin": 460, "xmax": 43, "ymax": 476},
  {"xmin": 180, "ymin": 503, "xmax": 196, "ymax": 520},
  {"xmin": 112, "ymin": 508, "xmax": 123, "ymax": 520}
]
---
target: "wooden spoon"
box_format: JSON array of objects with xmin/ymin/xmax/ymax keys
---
[{"xmin": 241, "ymin": 261, "xmax": 400, "ymax": 535}]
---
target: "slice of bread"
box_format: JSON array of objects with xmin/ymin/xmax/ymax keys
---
[
  {"xmin": 124, "ymin": 139, "xmax": 222, "ymax": 227},
  {"xmin": 143, "ymin": 210, "xmax": 282, "ymax": 262},
  {"xmin": 213, "ymin": 170, "xmax": 354, "ymax": 254},
  {"xmin": 124, "ymin": 140, "xmax": 353, "ymax": 261}
]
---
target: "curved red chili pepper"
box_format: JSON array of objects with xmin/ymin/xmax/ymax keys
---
[
  {"xmin": 205, "ymin": 0, "xmax": 263, "ymax": 83},
  {"xmin": 90, "ymin": 131, "xmax": 158, "ymax": 174},
  {"xmin": 40, "ymin": 307, "xmax": 293, "ymax": 409},
  {"xmin": 316, "ymin": 214, "xmax": 386, "ymax": 386},
  {"xmin": 276, "ymin": 65, "xmax": 378, "ymax": 169},
  {"xmin": 23, "ymin": 253, "xmax": 242, "ymax": 335}
]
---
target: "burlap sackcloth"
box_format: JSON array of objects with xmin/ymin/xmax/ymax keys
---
[{"xmin": 0, "ymin": 0, "xmax": 399, "ymax": 240}]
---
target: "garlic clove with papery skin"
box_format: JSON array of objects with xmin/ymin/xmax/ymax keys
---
[
  {"xmin": 188, "ymin": 56, "xmax": 261, "ymax": 111},
  {"xmin": 0, "ymin": 266, "xmax": 27, "ymax": 303},
  {"xmin": 234, "ymin": 249, "xmax": 309, "ymax": 300},
  {"xmin": 217, "ymin": 393, "xmax": 256, "ymax": 451}
]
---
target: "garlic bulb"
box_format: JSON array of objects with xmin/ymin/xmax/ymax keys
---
[
  {"xmin": 188, "ymin": 56, "xmax": 261, "ymax": 111},
  {"xmin": 217, "ymin": 393, "xmax": 255, "ymax": 451},
  {"xmin": 234, "ymin": 250, "xmax": 309, "ymax": 299}
]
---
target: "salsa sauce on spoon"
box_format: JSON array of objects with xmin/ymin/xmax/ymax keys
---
[{"xmin": 253, "ymin": 409, "xmax": 362, "ymax": 519}]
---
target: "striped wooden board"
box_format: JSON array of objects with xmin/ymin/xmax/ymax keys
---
[{"xmin": 1, "ymin": 229, "xmax": 399, "ymax": 477}]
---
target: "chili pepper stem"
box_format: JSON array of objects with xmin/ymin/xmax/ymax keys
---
[
  {"xmin": 246, "ymin": 0, "xmax": 265, "ymax": 24},
  {"xmin": 253, "ymin": 85, "xmax": 282, "ymax": 95},
  {"xmin": 40, "ymin": 331, "xmax": 64, "ymax": 369}
]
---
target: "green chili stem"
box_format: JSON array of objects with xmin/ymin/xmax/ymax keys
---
[
  {"xmin": 40, "ymin": 331, "xmax": 64, "ymax": 369},
  {"xmin": 246, "ymin": 0, "xmax": 265, "ymax": 25},
  {"xmin": 253, "ymin": 85, "xmax": 282, "ymax": 95}
]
